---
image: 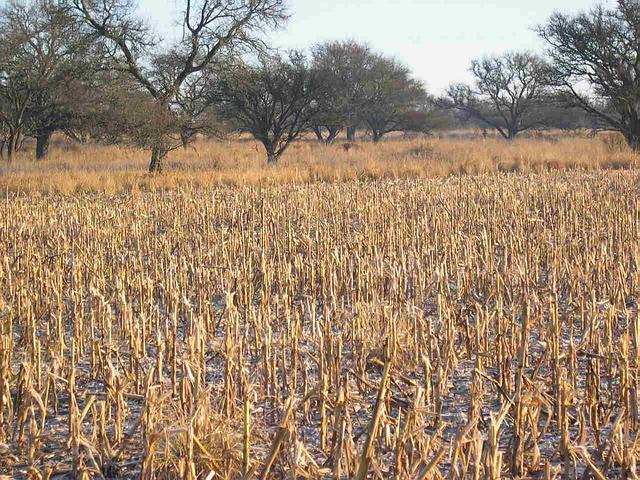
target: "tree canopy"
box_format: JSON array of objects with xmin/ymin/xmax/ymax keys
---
[{"xmin": 539, "ymin": 0, "xmax": 640, "ymax": 149}]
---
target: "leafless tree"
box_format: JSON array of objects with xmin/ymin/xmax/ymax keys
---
[
  {"xmin": 539, "ymin": 0, "xmax": 640, "ymax": 149},
  {"xmin": 151, "ymin": 52, "xmax": 224, "ymax": 149},
  {"xmin": 437, "ymin": 52, "xmax": 552, "ymax": 139},
  {"xmin": 311, "ymin": 41, "xmax": 429, "ymax": 143},
  {"xmin": 359, "ymin": 56, "xmax": 428, "ymax": 142},
  {"xmin": 310, "ymin": 40, "xmax": 378, "ymax": 142},
  {"xmin": 0, "ymin": 0, "xmax": 92, "ymax": 160},
  {"xmin": 216, "ymin": 52, "xmax": 322, "ymax": 164},
  {"xmin": 66, "ymin": 0, "xmax": 288, "ymax": 172}
]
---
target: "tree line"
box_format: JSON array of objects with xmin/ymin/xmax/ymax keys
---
[{"xmin": 1, "ymin": 0, "xmax": 639, "ymax": 171}]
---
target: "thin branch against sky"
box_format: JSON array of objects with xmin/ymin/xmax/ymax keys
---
[{"xmin": 139, "ymin": 0, "xmax": 614, "ymax": 93}]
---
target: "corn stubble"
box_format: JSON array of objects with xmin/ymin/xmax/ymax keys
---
[{"xmin": 0, "ymin": 170, "xmax": 639, "ymax": 478}]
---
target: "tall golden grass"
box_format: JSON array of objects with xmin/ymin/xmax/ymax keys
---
[
  {"xmin": 0, "ymin": 133, "xmax": 636, "ymax": 193},
  {"xmin": 0, "ymin": 135, "xmax": 639, "ymax": 478}
]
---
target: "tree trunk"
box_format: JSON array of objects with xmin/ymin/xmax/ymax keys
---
[
  {"xmin": 149, "ymin": 144, "xmax": 168, "ymax": 173},
  {"xmin": 262, "ymin": 140, "xmax": 280, "ymax": 165},
  {"xmin": 314, "ymin": 126, "xmax": 325, "ymax": 143},
  {"xmin": 326, "ymin": 127, "xmax": 341, "ymax": 145},
  {"xmin": 36, "ymin": 131, "xmax": 52, "ymax": 160},
  {"xmin": 6, "ymin": 134, "xmax": 15, "ymax": 162},
  {"xmin": 346, "ymin": 126, "xmax": 356, "ymax": 142},
  {"xmin": 624, "ymin": 131, "xmax": 640, "ymax": 151},
  {"xmin": 267, "ymin": 151, "xmax": 278, "ymax": 165},
  {"xmin": 372, "ymin": 130, "xmax": 383, "ymax": 143},
  {"xmin": 180, "ymin": 131, "xmax": 191, "ymax": 150},
  {"xmin": 5, "ymin": 129, "xmax": 22, "ymax": 162}
]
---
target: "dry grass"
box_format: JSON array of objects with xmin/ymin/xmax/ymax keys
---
[
  {"xmin": 0, "ymin": 133, "xmax": 636, "ymax": 194},
  {"xmin": 0, "ymin": 136, "xmax": 639, "ymax": 478}
]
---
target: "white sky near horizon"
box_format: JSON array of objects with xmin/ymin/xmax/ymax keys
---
[{"xmin": 139, "ymin": 0, "xmax": 615, "ymax": 94}]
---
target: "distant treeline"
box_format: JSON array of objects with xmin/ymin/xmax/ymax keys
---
[{"xmin": 0, "ymin": 0, "xmax": 637, "ymax": 171}]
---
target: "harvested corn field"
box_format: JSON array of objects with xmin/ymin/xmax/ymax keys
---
[{"xmin": 0, "ymin": 170, "xmax": 639, "ymax": 478}]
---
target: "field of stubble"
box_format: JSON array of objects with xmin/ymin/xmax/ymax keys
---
[{"xmin": 0, "ymin": 137, "xmax": 639, "ymax": 479}]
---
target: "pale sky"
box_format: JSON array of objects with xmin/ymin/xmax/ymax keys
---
[{"xmin": 139, "ymin": 0, "xmax": 613, "ymax": 93}]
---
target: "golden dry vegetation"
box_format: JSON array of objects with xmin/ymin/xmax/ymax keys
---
[
  {"xmin": 0, "ymin": 135, "xmax": 639, "ymax": 478},
  {"xmin": 0, "ymin": 133, "xmax": 636, "ymax": 194}
]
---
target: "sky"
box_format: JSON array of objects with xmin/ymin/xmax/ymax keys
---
[{"xmin": 139, "ymin": 0, "xmax": 612, "ymax": 93}]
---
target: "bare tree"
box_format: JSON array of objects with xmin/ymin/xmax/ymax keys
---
[
  {"xmin": 67, "ymin": 0, "xmax": 288, "ymax": 172},
  {"xmin": 174, "ymin": 71, "xmax": 221, "ymax": 149},
  {"xmin": 75, "ymin": 72, "xmax": 163, "ymax": 144},
  {"xmin": 310, "ymin": 40, "xmax": 378, "ymax": 142},
  {"xmin": 539, "ymin": 1, "xmax": 640, "ymax": 149},
  {"xmin": 152, "ymin": 53, "xmax": 223, "ymax": 149},
  {"xmin": 216, "ymin": 53, "xmax": 322, "ymax": 164},
  {"xmin": 0, "ymin": 0, "xmax": 92, "ymax": 160},
  {"xmin": 359, "ymin": 56, "xmax": 428, "ymax": 142},
  {"xmin": 27, "ymin": 77, "xmax": 93, "ymax": 159},
  {"xmin": 438, "ymin": 52, "xmax": 552, "ymax": 139}
]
